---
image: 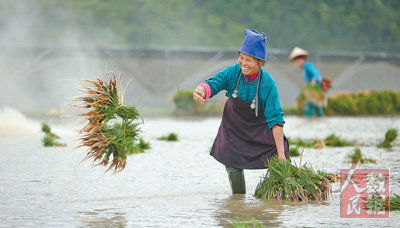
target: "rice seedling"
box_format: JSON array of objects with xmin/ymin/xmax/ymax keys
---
[
  {"xmin": 347, "ymin": 148, "xmax": 377, "ymax": 164},
  {"xmin": 326, "ymin": 173, "xmax": 341, "ymax": 183},
  {"xmin": 288, "ymin": 137, "xmax": 317, "ymax": 148},
  {"xmin": 313, "ymin": 139, "xmax": 325, "ymax": 149},
  {"xmin": 129, "ymin": 137, "xmax": 151, "ymax": 154},
  {"xmin": 231, "ymin": 217, "xmax": 263, "ymax": 228},
  {"xmin": 41, "ymin": 123, "xmax": 66, "ymax": 147},
  {"xmin": 158, "ymin": 132, "xmax": 179, "ymax": 141},
  {"xmin": 316, "ymin": 170, "xmax": 341, "ymax": 183},
  {"xmin": 254, "ymin": 158, "xmax": 331, "ymax": 201},
  {"xmin": 75, "ymin": 72, "xmax": 142, "ymax": 173},
  {"xmin": 390, "ymin": 194, "xmax": 400, "ymax": 210},
  {"xmin": 365, "ymin": 194, "xmax": 387, "ymax": 212},
  {"xmin": 324, "ymin": 134, "xmax": 353, "ymax": 147},
  {"xmin": 377, "ymin": 128, "xmax": 398, "ymax": 149},
  {"xmin": 364, "ymin": 194, "xmax": 400, "ymax": 212},
  {"xmin": 137, "ymin": 137, "xmax": 151, "ymax": 150},
  {"xmin": 289, "ymin": 146, "xmax": 300, "ymax": 156}
]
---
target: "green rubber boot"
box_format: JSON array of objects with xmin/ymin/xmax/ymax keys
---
[{"xmin": 225, "ymin": 166, "xmax": 246, "ymax": 194}]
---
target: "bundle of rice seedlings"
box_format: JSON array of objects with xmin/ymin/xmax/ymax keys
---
[
  {"xmin": 347, "ymin": 148, "xmax": 377, "ymax": 164},
  {"xmin": 364, "ymin": 194, "xmax": 400, "ymax": 212},
  {"xmin": 302, "ymin": 84, "xmax": 326, "ymax": 107},
  {"xmin": 296, "ymin": 84, "xmax": 325, "ymax": 109},
  {"xmin": 75, "ymin": 73, "xmax": 142, "ymax": 173},
  {"xmin": 326, "ymin": 93, "xmax": 358, "ymax": 115},
  {"xmin": 377, "ymin": 128, "xmax": 398, "ymax": 149},
  {"xmin": 157, "ymin": 132, "xmax": 179, "ymax": 141},
  {"xmin": 324, "ymin": 134, "xmax": 353, "ymax": 147},
  {"xmin": 255, "ymin": 158, "xmax": 331, "ymax": 201},
  {"xmin": 326, "ymin": 90, "xmax": 400, "ymax": 115},
  {"xmin": 41, "ymin": 123, "xmax": 66, "ymax": 147}
]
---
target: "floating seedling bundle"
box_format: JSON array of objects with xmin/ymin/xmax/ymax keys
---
[
  {"xmin": 41, "ymin": 123, "xmax": 66, "ymax": 147},
  {"xmin": 378, "ymin": 128, "xmax": 398, "ymax": 149},
  {"xmin": 157, "ymin": 132, "xmax": 179, "ymax": 141},
  {"xmin": 347, "ymin": 148, "xmax": 377, "ymax": 164},
  {"xmin": 324, "ymin": 134, "xmax": 353, "ymax": 147},
  {"xmin": 255, "ymin": 158, "xmax": 331, "ymax": 201},
  {"xmin": 76, "ymin": 73, "xmax": 142, "ymax": 173}
]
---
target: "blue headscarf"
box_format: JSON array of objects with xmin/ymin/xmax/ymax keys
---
[{"xmin": 239, "ymin": 29, "xmax": 267, "ymax": 61}]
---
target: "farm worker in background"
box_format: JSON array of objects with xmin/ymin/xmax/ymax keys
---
[
  {"xmin": 289, "ymin": 47, "xmax": 325, "ymax": 117},
  {"xmin": 192, "ymin": 29, "xmax": 289, "ymax": 194}
]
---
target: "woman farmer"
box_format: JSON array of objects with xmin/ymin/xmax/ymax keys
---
[
  {"xmin": 193, "ymin": 29, "xmax": 289, "ymax": 194},
  {"xmin": 289, "ymin": 47, "xmax": 325, "ymax": 117}
]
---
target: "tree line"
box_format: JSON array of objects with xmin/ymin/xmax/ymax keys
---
[{"xmin": 2, "ymin": 0, "xmax": 399, "ymax": 53}]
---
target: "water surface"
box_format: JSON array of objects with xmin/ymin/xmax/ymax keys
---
[{"xmin": 0, "ymin": 116, "xmax": 399, "ymax": 227}]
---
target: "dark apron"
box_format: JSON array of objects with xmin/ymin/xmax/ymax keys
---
[{"xmin": 210, "ymin": 73, "xmax": 289, "ymax": 169}]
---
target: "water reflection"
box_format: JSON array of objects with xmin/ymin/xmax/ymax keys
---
[
  {"xmin": 214, "ymin": 194, "xmax": 334, "ymax": 227},
  {"xmin": 214, "ymin": 195, "xmax": 283, "ymax": 227},
  {"xmin": 79, "ymin": 209, "xmax": 127, "ymax": 227}
]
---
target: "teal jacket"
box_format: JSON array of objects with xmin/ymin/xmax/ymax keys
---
[
  {"xmin": 204, "ymin": 64, "xmax": 285, "ymax": 129},
  {"xmin": 304, "ymin": 61, "xmax": 322, "ymax": 85}
]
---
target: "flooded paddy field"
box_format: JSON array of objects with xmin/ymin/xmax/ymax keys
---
[{"xmin": 0, "ymin": 114, "xmax": 399, "ymax": 227}]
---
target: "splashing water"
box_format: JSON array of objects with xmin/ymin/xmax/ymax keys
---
[{"xmin": 0, "ymin": 107, "xmax": 39, "ymax": 136}]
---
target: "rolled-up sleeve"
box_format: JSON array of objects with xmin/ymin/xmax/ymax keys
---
[
  {"xmin": 264, "ymin": 82, "xmax": 285, "ymax": 129},
  {"xmin": 204, "ymin": 65, "xmax": 235, "ymax": 98}
]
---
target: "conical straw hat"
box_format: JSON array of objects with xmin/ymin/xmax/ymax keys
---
[{"xmin": 288, "ymin": 47, "xmax": 309, "ymax": 60}]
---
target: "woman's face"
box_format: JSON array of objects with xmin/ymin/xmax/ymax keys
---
[
  {"xmin": 293, "ymin": 57, "xmax": 306, "ymax": 68},
  {"xmin": 238, "ymin": 52, "xmax": 262, "ymax": 75}
]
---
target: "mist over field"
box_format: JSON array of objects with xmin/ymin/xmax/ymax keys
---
[{"xmin": 0, "ymin": 0, "xmax": 399, "ymax": 111}]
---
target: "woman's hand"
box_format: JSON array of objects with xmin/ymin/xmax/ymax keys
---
[
  {"xmin": 272, "ymin": 125, "xmax": 287, "ymax": 160},
  {"xmin": 277, "ymin": 149, "xmax": 287, "ymax": 160},
  {"xmin": 193, "ymin": 86, "xmax": 206, "ymax": 105}
]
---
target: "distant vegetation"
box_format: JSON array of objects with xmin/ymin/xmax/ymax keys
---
[
  {"xmin": 172, "ymin": 89, "xmax": 223, "ymax": 115},
  {"xmin": 288, "ymin": 90, "xmax": 400, "ymax": 116},
  {"xmin": 326, "ymin": 90, "xmax": 400, "ymax": 115},
  {"xmin": 7, "ymin": 0, "xmax": 400, "ymax": 53},
  {"xmin": 173, "ymin": 90, "xmax": 199, "ymax": 113}
]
